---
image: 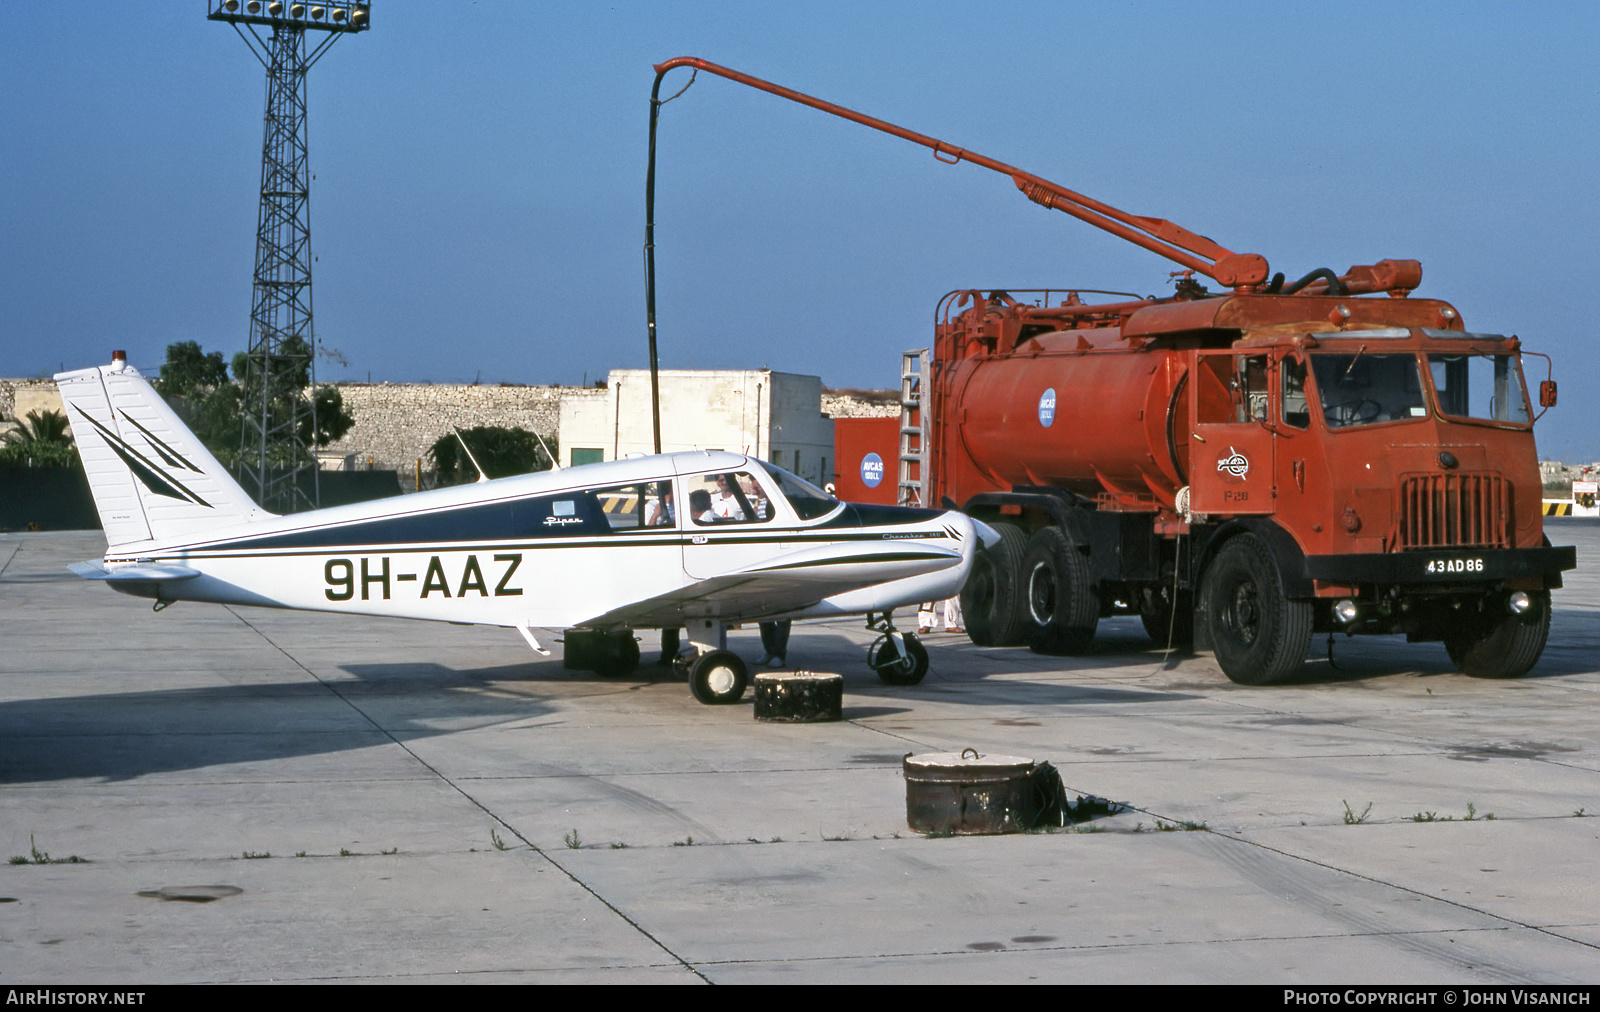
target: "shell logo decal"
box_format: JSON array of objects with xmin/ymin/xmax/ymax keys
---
[{"xmin": 1217, "ymin": 447, "xmax": 1250, "ymax": 478}]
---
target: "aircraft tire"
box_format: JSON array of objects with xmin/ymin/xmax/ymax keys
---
[
  {"xmin": 870, "ymin": 632, "xmax": 928, "ymax": 685},
  {"xmin": 1203, "ymin": 535, "xmax": 1312, "ymax": 685},
  {"xmin": 1443, "ymin": 592, "xmax": 1549, "ymax": 679},
  {"xmin": 689, "ymin": 650, "xmax": 748, "ymax": 704},
  {"xmin": 960, "ymin": 521, "xmax": 1028, "ymax": 646},
  {"xmin": 1021, "ymin": 527, "xmax": 1099, "ymax": 655}
]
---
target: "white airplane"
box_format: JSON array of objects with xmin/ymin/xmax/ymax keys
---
[{"xmin": 55, "ymin": 352, "xmax": 995, "ymax": 704}]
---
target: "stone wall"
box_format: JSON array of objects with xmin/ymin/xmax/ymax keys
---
[
  {"xmin": 325, "ymin": 383, "xmax": 604, "ymax": 478},
  {"xmin": 0, "ymin": 375, "xmax": 899, "ymax": 489},
  {"xmin": 821, "ymin": 390, "xmax": 899, "ymax": 418}
]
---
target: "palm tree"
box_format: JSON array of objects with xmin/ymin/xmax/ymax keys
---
[{"xmin": 2, "ymin": 409, "xmax": 73, "ymax": 447}]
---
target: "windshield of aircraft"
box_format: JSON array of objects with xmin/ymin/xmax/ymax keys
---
[
  {"xmin": 756, "ymin": 462, "xmax": 840, "ymax": 520},
  {"xmin": 1310, "ymin": 352, "xmax": 1428, "ymax": 428},
  {"xmin": 1428, "ymin": 353, "xmax": 1531, "ymax": 425}
]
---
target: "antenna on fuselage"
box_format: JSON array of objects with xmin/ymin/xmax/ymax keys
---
[
  {"xmin": 532, "ymin": 430, "xmax": 562, "ymax": 471},
  {"xmin": 451, "ymin": 426, "xmax": 491, "ymax": 484}
]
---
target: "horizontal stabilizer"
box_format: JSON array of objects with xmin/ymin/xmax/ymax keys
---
[{"xmin": 69, "ymin": 560, "xmax": 201, "ymax": 582}]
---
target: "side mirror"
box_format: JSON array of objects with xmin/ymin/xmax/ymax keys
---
[{"xmin": 1540, "ymin": 380, "xmax": 1557, "ymax": 408}]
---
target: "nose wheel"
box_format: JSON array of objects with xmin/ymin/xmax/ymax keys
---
[{"xmin": 866, "ymin": 612, "xmax": 929, "ymax": 686}]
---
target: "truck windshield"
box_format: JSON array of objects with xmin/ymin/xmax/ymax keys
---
[
  {"xmin": 1428, "ymin": 353, "xmax": 1531, "ymax": 425},
  {"xmin": 1310, "ymin": 353, "xmax": 1428, "ymax": 428}
]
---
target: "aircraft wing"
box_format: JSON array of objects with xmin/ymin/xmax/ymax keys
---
[{"xmin": 575, "ymin": 540, "xmax": 960, "ymax": 629}]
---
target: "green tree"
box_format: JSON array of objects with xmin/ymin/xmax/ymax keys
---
[
  {"xmin": 428, "ymin": 426, "xmax": 556, "ymax": 485},
  {"xmin": 154, "ymin": 341, "xmax": 230, "ymax": 399},
  {"xmin": 0, "ymin": 409, "xmax": 78, "ymax": 467},
  {"xmin": 156, "ymin": 341, "xmax": 353, "ymax": 464}
]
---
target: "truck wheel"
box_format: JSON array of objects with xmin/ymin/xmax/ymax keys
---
[
  {"xmin": 960, "ymin": 522, "xmax": 1028, "ymax": 646},
  {"xmin": 1140, "ymin": 588, "xmax": 1194, "ymax": 649},
  {"xmin": 1443, "ymin": 593, "xmax": 1550, "ymax": 679},
  {"xmin": 1021, "ymin": 527, "xmax": 1099, "ymax": 655},
  {"xmin": 1203, "ymin": 535, "xmax": 1311, "ymax": 685},
  {"xmin": 689, "ymin": 650, "xmax": 748, "ymax": 704}
]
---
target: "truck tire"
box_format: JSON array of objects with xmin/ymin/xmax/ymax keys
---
[
  {"xmin": 960, "ymin": 521, "xmax": 1028, "ymax": 646},
  {"xmin": 1443, "ymin": 593, "xmax": 1550, "ymax": 679},
  {"xmin": 1203, "ymin": 535, "xmax": 1312, "ymax": 685},
  {"xmin": 1021, "ymin": 527, "xmax": 1099, "ymax": 655}
]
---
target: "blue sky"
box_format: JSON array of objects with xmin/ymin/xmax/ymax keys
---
[{"xmin": 3, "ymin": 1, "xmax": 1596, "ymax": 460}]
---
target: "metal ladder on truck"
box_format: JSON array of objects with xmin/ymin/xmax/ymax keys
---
[{"xmin": 898, "ymin": 349, "xmax": 930, "ymax": 508}]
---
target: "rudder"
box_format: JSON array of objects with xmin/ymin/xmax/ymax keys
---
[{"xmin": 55, "ymin": 352, "xmax": 272, "ymax": 547}]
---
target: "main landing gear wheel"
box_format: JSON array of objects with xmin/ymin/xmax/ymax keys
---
[
  {"xmin": 689, "ymin": 649, "xmax": 748, "ymax": 704},
  {"xmin": 869, "ymin": 632, "xmax": 929, "ymax": 686},
  {"xmin": 1202, "ymin": 535, "xmax": 1312, "ymax": 685},
  {"xmin": 960, "ymin": 521, "xmax": 1028, "ymax": 646},
  {"xmin": 1021, "ymin": 527, "xmax": 1099, "ymax": 655},
  {"xmin": 1443, "ymin": 592, "xmax": 1550, "ymax": 679}
]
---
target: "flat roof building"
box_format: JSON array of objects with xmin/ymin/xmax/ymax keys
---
[{"xmin": 559, "ymin": 369, "xmax": 835, "ymax": 488}]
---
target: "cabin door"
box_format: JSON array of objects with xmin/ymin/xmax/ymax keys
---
[{"xmin": 1188, "ymin": 351, "xmax": 1275, "ymax": 516}]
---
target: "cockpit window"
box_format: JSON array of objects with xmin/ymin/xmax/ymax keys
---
[
  {"xmin": 1310, "ymin": 352, "xmax": 1427, "ymax": 428},
  {"xmin": 757, "ymin": 462, "xmax": 841, "ymax": 521},
  {"xmin": 1428, "ymin": 353, "xmax": 1531, "ymax": 425},
  {"xmin": 688, "ymin": 472, "xmax": 774, "ymax": 526}
]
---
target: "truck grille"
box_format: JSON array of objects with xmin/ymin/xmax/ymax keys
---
[{"xmin": 1396, "ymin": 472, "xmax": 1509, "ymax": 549}]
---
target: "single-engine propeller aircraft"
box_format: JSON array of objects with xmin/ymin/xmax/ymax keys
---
[{"xmin": 56, "ymin": 353, "xmax": 995, "ymax": 703}]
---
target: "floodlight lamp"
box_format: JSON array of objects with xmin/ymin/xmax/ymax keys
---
[
  {"xmin": 310, "ymin": 6, "xmax": 325, "ymax": 19},
  {"xmin": 290, "ymin": 4, "xmax": 305, "ymax": 18},
  {"xmin": 267, "ymin": 1, "xmax": 283, "ymax": 16},
  {"xmin": 246, "ymin": 0, "xmax": 261, "ymax": 12},
  {"xmin": 330, "ymin": 7, "xmax": 345, "ymax": 22},
  {"xmin": 351, "ymin": 6, "xmax": 368, "ymax": 27},
  {"xmin": 222, "ymin": 0, "xmax": 240, "ymax": 11}
]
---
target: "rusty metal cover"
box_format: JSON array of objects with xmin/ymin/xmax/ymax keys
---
[
  {"xmin": 753, "ymin": 671, "xmax": 843, "ymax": 723},
  {"xmin": 903, "ymin": 749, "xmax": 1045, "ymax": 835}
]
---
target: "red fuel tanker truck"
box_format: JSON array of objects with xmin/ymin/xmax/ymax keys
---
[{"xmin": 646, "ymin": 59, "xmax": 1576, "ymax": 683}]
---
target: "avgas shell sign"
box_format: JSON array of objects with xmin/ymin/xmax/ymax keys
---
[
  {"xmin": 1038, "ymin": 388, "xmax": 1056, "ymax": 428},
  {"xmin": 860, "ymin": 452, "xmax": 885, "ymax": 488}
]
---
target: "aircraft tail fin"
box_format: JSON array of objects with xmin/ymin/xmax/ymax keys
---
[{"xmin": 54, "ymin": 353, "xmax": 274, "ymax": 547}]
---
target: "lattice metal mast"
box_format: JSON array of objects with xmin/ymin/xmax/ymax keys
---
[{"xmin": 207, "ymin": 1, "xmax": 370, "ymax": 512}]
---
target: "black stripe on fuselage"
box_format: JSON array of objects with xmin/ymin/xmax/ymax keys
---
[
  {"xmin": 108, "ymin": 528, "xmax": 956, "ymax": 565},
  {"xmin": 750, "ymin": 551, "xmax": 955, "ymax": 571}
]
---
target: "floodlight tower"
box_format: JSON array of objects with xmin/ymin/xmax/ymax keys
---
[{"xmin": 207, "ymin": 0, "xmax": 370, "ymax": 512}]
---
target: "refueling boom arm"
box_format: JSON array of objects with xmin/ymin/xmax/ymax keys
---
[{"xmin": 650, "ymin": 57, "xmax": 1420, "ymax": 295}]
